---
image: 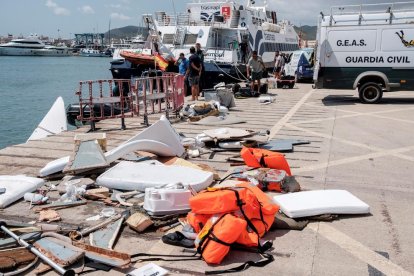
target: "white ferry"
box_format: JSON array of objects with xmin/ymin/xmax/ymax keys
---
[{"xmin": 111, "ymin": 0, "xmax": 300, "ymax": 87}]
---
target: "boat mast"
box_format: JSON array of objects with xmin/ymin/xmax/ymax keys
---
[{"xmin": 108, "ymin": 19, "xmax": 111, "ymax": 46}]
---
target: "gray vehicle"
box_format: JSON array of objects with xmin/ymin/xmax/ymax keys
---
[{"xmin": 313, "ymin": 2, "xmax": 414, "ymax": 103}]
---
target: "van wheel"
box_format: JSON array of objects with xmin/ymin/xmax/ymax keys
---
[{"xmin": 358, "ymin": 82, "xmax": 383, "ymax": 104}]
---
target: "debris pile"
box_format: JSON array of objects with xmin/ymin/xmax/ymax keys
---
[{"xmin": 0, "ymin": 115, "xmax": 371, "ymax": 275}]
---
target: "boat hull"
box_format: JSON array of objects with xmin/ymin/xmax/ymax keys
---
[
  {"xmin": 120, "ymin": 51, "xmax": 155, "ymax": 65},
  {"xmin": 0, "ymin": 47, "xmax": 44, "ymax": 56},
  {"xmin": 110, "ymin": 60, "xmax": 248, "ymax": 89},
  {"xmin": 33, "ymin": 49, "xmax": 71, "ymax": 56},
  {"xmin": 110, "ymin": 59, "xmax": 155, "ymax": 79}
]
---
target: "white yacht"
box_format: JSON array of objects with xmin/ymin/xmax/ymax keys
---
[
  {"xmin": 0, "ymin": 35, "xmax": 45, "ymax": 56},
  {"xmin": 33, "ymin": 45, "xmax": 71, "ymax": 56}
]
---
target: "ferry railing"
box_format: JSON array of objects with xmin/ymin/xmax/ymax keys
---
[
  {"xmin": 155, "ymin": 12, "xmax": 228, "ymax": 27},
  {"xmin": 76, "ymin": 79, "xmax": 133, "ymax": 131},
  {"xmin": 327, "ymin": 1, "xmax": 414, "ymax": 26},
  {"xmin": 330, "ymin": 1, "xmax": 414, "ymax": 15},
  {"xmin": 131, "ymin": 73, "xmax": 185, "ymax": 126}
]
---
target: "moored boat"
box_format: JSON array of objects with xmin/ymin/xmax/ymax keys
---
[
  {"xmin": 0, "ymin": 35, "xmax": 71, "ymax": 57},
  {"xmin": 0, "ymin": 35, "xmax": 45, "ymax": 56},
  {"xmin": 119, "ymin": 50, "xmax": 156, "ymax": 66},
  {"xmin": 80, "ymin": 48, "xmax": 111, "ymax": 57},
  {"xmin": 32, "ymin": 45, "xmax": 71, "ymax": 56},
  {"xmin": 110, "ymin": 0, "xmax": 300, "ymax": 88}
]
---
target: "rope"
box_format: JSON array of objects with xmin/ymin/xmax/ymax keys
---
[
  {"xmin": 211, "ymin": 61, "xmax": 248, "ymax": 82},
  {"xmin": 234, "ymin": 63, "xmax": 249, "ymax": 81}
]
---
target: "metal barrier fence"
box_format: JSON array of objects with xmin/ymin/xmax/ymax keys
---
[
  {"xmin": 132, "ymin": 73, "xmax": 185, "ymax": 125},
  {"xmin": 76, "ymin": 79, "xmax": 133, "ymax": 131},
  {"xmin": 76, "ymin": 74, "xmax": 185, "ymax": 130}
]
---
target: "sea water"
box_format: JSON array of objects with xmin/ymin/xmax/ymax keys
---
[{"xmin": 0, "ymin": 56, "xmax": 113, "ymax": 149}]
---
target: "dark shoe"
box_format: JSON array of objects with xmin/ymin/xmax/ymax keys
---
[{"xmin": 162, "ymin": 231, "xmax": 195, "ymax": 248}]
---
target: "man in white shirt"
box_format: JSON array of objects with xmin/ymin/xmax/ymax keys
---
[{"xmin": 274, "ymin": 51, "xmax": 284, "ymax": 79}]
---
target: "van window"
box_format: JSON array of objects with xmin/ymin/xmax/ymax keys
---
[{"xmin": 381, "ymin": 28, "xmax": 414, "ymax": 52}]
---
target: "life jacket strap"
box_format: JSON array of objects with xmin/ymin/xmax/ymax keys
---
[
  {"xmin": 205, "ymin": 253, "xmax": 275, "ymax": 275},
  {"xmin": 130, "ymin": 252, "xmax": 200, "ymax": 262}
]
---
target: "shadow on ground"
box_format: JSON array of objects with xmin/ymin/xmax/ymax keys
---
[{"xmin": 322, "ymin": 94, "xmax": 414, "ymax": 106}]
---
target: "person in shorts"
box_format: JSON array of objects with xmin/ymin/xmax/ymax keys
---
[
  {"xmin": 187, "ymin": 46, "xmax": 202, "ymax": 101},
  {"xmin": 274, "ymin": 51, "xmax": 283, "ymax": 79},
  {"xmin": 246, "ymin": 50, "xmax": 266, "ymax": 95}
]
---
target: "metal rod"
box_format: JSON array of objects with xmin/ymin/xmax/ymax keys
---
[
  {"xmin": 69, "ymin": 213, "xmax": 122, "ymax": 241},
  {"xmin": 0, "ymin": 222, "xmax": 75, "ymax": 276}
]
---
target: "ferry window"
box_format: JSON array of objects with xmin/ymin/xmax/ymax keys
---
[
  {"xmin": 162, "ymin": 34, "xmax": 174, "ymax": 44},
  {"xmin": 184, "ymin": 34, "xmax": 198, "ymax": 45},
  {"xmin": 20, "ymin": 41, "xmax": 42, "ymax": 44}
]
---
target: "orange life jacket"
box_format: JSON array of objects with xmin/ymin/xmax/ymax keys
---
[
  {"xmin": 189, "ymin": 187, "xmax": 257, "ymax": 215},
  {"xmin": 234, "ymin": 182, "xmax": 279, "ymax": 246},
  {"xmin": 189, "ymin": 183, "xmax": 279, "ymax": 250},
  {"xmin": 195, "ymin": 214, "xmax": 247, "ymax": 264},
  {"xmin": 187, "ymin": 212, "xmax": 211, "ymax": 233},
  {"xmin": 240, "ymin": 147, "xmax": 292, "ymax": 176}
]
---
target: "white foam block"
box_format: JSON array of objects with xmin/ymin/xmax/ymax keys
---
[
  {"xmin": 96, "ymin": 161, "xmax": 213, "ymax": 192},
  {"xmin": 0, "ymin": 175, "xmax": 45, "ymax": 208},
  {"xmin": 273, "ymin": 190, "xmax": 370, "ymax": 218}
]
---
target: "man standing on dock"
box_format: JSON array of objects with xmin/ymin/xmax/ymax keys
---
[
  {"xmin": 188, "ymin": 46, "xmax": 202, "ymax": 101},
  {"xmin": 195, "ymin": 43, "xmax": 205, "ymax": 95},
  {"xmin": 274, "ymin": 51, "xmax": 283, "ymax": 79},
  {"xmin": 175, "ymin": 53, "xmax": 190, "ymax": 96},
  {"xmin": 246, "ymin": 50, "xmax": 265, "ymax": 96}
]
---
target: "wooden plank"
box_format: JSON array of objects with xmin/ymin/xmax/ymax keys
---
[
  {"xmin": 15, "ymin": 141, "xmax": 74, "ymax": 151},
  {"xmin": 0, "ymin": 147, "xmax": 70, "ymax": 159}
]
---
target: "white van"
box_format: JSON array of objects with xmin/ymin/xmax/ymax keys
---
[
  {"xmin": 284, "ymin": 48, "xmax": 314, "ymax": 82},
  {"xmin": 314, "ymin": 2, "xmax": 414, "ymax": 103}
]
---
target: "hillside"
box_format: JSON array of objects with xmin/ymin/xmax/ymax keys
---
[{"xmin": 104, "ymin": 25, "xmax": 149, "ymax": 40}]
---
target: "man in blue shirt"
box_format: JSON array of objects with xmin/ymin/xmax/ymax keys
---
[{"xmin": 175, "ymin": 52, "xmax": 189, "ymax": 95}]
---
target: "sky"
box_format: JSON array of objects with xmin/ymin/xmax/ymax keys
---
[{"xmin": 0, "ymin": 0, "xmax": 406, "ymax": 38}]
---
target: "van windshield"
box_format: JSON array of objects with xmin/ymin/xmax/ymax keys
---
[{"xmin": 301, "ymin": 49, "xmax": 313, "ymax": 63}]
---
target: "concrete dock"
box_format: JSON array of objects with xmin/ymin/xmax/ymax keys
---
[{"xmin": 1, "ymin": 84, "xmax": 413, "ymax": 275}]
